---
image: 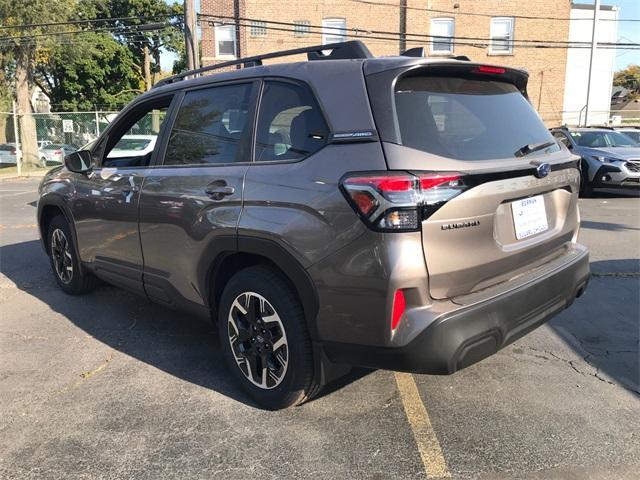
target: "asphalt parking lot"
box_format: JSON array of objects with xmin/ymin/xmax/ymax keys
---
[{"xmin": 1, "ymin": 178, "xmax": 638, "ymax": 479}]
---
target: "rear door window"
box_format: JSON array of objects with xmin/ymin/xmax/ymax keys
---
[
  {"xmin": 394, "ymin": 75, "xmax": 559, "ymax": 160},
  {"xmin": 164, "ymin": 83, "xmax": 254, "ymax": 166},
  {"xmin": 254, "ymin": 81, "xmax": 328, "ymax": 162}
]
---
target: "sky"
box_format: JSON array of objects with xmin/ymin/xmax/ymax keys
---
[
  {"xmin": 609, "ymin": 0, "xmax": 640, "ymax": 70},
  {"xmin": 160, "ymin": 0, "xmax": 639, "ymax": 72}
]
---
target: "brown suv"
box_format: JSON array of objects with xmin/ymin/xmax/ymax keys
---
[{"xmin": 37, "ymin": 41, "xmax": 590, "ymax": 409}]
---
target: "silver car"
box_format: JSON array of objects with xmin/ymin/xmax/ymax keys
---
[
  {"xmin": 40, "ymin": 144, "xmax": 77, "ymax": 166},
  {"xmin": 0, "ymin": 143, "xmax": 17, "ymax": 166},
  {"xmin": 551, "ymin": 127, "xmax": 640, "ymax": 196}
]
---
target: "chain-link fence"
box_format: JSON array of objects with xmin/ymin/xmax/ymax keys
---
[
  {"xmin": 1, "ymin": 108, "xmax": 639, "ymax": 176},
  {"xmin": 0, "ymin": 111, "xmax": 118, "ymax": 174}
]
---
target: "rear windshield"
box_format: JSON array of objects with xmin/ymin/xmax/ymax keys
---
[
  {"xmin": 569, "ymin": 130, "xmax": 637, "ymax": 148},
  {"xmin": 394, "ymin": 75, "xmax": 559, "ymax": 160}
]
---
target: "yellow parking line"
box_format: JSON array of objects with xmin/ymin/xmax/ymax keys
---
[{"xmin": 395, "ymin": 372, "xmax": 451, "ymax": 478}]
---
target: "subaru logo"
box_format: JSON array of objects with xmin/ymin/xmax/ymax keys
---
[{"xmin": 535, "ymin": 163, "xmax": 551, "ymax": 178}]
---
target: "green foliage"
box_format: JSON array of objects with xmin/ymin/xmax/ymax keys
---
[
  {"xmin": 37, "ymin": 32, "xmax": 142, "ymax": 110},
  {"xmin": 613, "ymin": 65, "xmax": 640, "ymax": 96},
  {"xmin": 1, "ymin": 0, "xmax": 184, "ymax": 112}
]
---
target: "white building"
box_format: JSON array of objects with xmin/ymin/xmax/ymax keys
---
[{"xmin": 562, "ymin": 2, "xmax": 619, "ymax": 126}]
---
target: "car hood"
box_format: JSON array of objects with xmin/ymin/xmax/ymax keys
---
[{"xmin": 582, "ymin": 146, "xmax": 640, "ymax": 160}]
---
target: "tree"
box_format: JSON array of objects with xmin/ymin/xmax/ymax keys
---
[
  {"xmin": 613, "ymin": 65, "xmax": 640, "ymax": 97},
  {"xmin": 0, "ymin": 0, "xmax": 73, "ymax": 166},
  {"xmin": 35, "ymin": 32, "xmax": 142, "ymax": 111},
  {"xmin": 85, "ymin": 0, "xmax": 184, "ymax": 90}
]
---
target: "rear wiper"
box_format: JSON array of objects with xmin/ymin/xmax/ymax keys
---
[{"xmin": 514, "ymin": 141, "xmax": 556, "ymax": 158}]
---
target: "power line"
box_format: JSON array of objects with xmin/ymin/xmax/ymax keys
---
[
  {"xmin": 198, "ymin": 14, "xmax": 640, "ymax": 49},
  {"xmin": 345, "ymin": 0, "xmax": 640, "ymax": 22},
  {"xmin": 0, "ymin": 14, "xmax": 183, "ymax": 31},
  {"xmin": 200, "ymin": 18, "xmax": 640, "ymax": 51},
  {"xmin": 0, "ymin": 23, "xmax": 180, "ymax": 44}
]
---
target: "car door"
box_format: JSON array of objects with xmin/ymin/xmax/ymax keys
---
[
  {"xmin": 138, "ymin": 81, "xmax": 259, "ymax": 312},
  {"xmin": 72, "ymin": 94, "xmax": 177, "ymax": 295}
]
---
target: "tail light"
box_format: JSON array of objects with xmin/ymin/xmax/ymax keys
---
[
  {"xmin": 341, "ymin": 172, "xmax": 467, "ymax": 231},
  {"xmin": 55, "ymin": 150, "xmax": 62, "ymax": 156},
  {"xmin": 10, "ymin": 149, "xmax": 16, "ymax": 155}
]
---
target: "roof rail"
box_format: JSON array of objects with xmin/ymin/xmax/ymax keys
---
[{"xmin": 154, "ymin": 40, "xmax": 373, "ymax": 89}]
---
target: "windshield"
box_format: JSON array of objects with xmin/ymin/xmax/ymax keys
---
[
  {"xmin": 113, "ymin": 138, "xmax": 152, "ymax": 151},
  {"xmin": 393, "ymin": 75, "xmax": 560, "ymax": 160},
  {"xmin": 569, "ymin": 131, "xmax": 637, "ymax": 148},
  {"xmin": 622, "ymin": 131, "xmax": 640, "ymax": 143}
]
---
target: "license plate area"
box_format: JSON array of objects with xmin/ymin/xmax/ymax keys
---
[{"xmin": 511, "ymin": 195, "xmax": 549, "ymax": 240}]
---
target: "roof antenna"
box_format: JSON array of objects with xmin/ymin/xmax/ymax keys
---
[{"xmin": 401, "ymin": 47, "xmax": 425, "ymax": 57}]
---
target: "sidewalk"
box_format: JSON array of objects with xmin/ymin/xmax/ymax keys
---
[{"xmin": 0, "ymin": 167, "xmax": 49, "ymax": 181}]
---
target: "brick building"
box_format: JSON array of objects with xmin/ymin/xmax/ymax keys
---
[{"xmin": 199, "ymin": 1, "xmax": 610, "ymax": 126}]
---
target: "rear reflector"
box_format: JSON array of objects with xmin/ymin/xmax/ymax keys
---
[
  {"xmin": 391, "ymin": 289, "xmax": 406, "ymax": 331},
  {"xmin": 474, "ymin": 65, "xmax": 506, "ymax": 74}
]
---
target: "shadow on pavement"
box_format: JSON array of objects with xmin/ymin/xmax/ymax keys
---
[
  {"xmin": 581, "ymin": 220, "xmax": 640, "ymax": 232},
  {"xmin": 0, "ymin": 239, "xmax": 370, "ymax": 408},
  {"xmin": 2, "ymin": 239, "xmax": 637, "ymax": 404},
  {"xmin": 549, "ymin": 259, "xmax": 640, "ymax": 395}
]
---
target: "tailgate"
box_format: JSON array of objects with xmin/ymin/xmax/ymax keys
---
[{"xmin": 421, "ymin": 165, "xmax": 580, "ymax": 299}]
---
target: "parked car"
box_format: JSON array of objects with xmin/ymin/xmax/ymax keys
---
[
  {"xmin": 0, "ymin": 143, "xmax": 17, "ymax": 166},
  {"xmin": 614, "ymin": 126, "xmax": 640, "ymax": 144},
  {"xmin": 38, "ymin": 41, "xmax": 590, "ymax": 409},
  {"xmin": 40, "ymin": 144, "xmax": 77, "ymax": 166},
  {"xmin": 550, "ymin": 126, "xmax": 640, "ymax": 196}
]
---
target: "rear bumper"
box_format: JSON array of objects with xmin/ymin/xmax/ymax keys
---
[{"xmin": 323, "ymin": 243, "xmax": 590, "ymax": 374}]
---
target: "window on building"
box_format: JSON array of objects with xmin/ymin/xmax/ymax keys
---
[
  {"xmin": 163, "ymin": 83, "xmax": 254, "ymax": 166},
  {"xmin": 322, "ymin": 18, "xmax": 347, "ymax": 44},
  {"xmin": 250, "ymin": 20, "xmax": 267, "ymax": 37},
  {"xmin": 490, "ymin": 17, "xmax": 514, "ymax": 54},
  {"xmin": 430, "ymin": 18, "xmax": 454, "ymax": 54},
  {"xmin": 254, "ymin": 81, "xmax": 328, "ymax": 162},
  {"xmin": 215, "ymin": 24, "xmax": 237, "ymax": 58},
  {"xmin": 294, "ymin": 20, "xmax": 311, "ymax": 37}
]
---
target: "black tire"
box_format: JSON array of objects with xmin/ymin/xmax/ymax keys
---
[
  {"xmin": 579, "ymin": 160, "xmax": 594, "ymax": 198},
  {"xmin": 47, "ymin": 215, "xmax": 98, "ymax": 295},
  {"xmin": 218, "ymin": 265, "xmax": 319, "ymax": 409},
  {"xmin": 579, "ymin": 173, "xmax": 594, "ymax": 198}
]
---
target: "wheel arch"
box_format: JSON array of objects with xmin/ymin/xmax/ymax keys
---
[
  {"xmin": 37, "ymin": 196, "xmax": 75, "ymax": 255},
  {"xmin": 205, "ymin": 237, "xmax": 320, "ymax": 340}
]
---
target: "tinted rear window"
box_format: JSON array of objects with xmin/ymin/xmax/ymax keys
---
[{"xmin": 394, "ymin": 76, "xmax": 559, "ymax": 160}]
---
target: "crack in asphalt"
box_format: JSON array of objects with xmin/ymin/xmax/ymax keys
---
[
  {"xmin": 590, "ymin": 272, "xmax": 639, "ymax": 278},
  {"xmin": 524, "ymin": 346, "xmax": 639, "ymax": 395}
]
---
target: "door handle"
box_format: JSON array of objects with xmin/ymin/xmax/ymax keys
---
[{"xmin": 204, "ymin": 183, "xmax": 235, "ymax": 200}]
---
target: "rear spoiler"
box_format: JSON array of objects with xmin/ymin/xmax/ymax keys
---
[{"xmin": 365, "ymin": 60, "xmax": 528, "ymax": 94}]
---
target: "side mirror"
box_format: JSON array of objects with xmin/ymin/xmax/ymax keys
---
[{"xmin": 64, "ymin": 150, "xmax": 92, "ymax": 173}]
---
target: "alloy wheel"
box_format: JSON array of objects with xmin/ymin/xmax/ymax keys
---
[
  {"xmin": 227, "ymin": 292, "xmax": 289, "ymax": 390},
  {"xmin": 51, "ymin": 228, "xmax": 73, "ymax": 284}
]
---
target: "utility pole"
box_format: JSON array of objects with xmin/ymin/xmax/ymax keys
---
[
  {"xmin": 12, "ymin": 100, "xmax": 21, "ymax": 176},
  {"xmin": 584, "ymin": 0, "xmax": 600, "ymax": 126},
  {"xmin": 184, "ymin": 0, "xmax": 200, "ymax": 71},
  {"xmin": 399, "ymin": 0, "xmax": 407, "ymax": 54},
  {"xmin": 234, "ymin": 0, "xmax": 241, "ymax": 63}
]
